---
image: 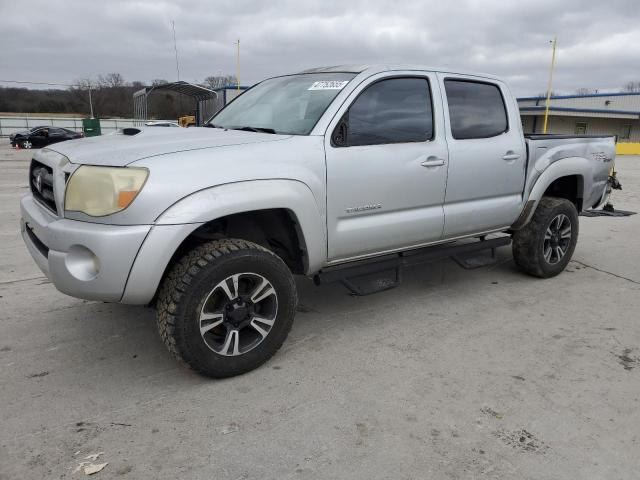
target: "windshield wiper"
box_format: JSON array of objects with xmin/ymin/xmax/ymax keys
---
[{"xmin": 230, "ymin": 126, "xmax": 277, "ymax": 134}]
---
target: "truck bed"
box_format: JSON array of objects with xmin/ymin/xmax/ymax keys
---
[{"xmin": 523, "ymin": 134, "xmax": 616, "ymax": 211}]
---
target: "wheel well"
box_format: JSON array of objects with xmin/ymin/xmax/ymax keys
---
[
  {"xmin": 159, "ymin": 209, "xmax": 307, "ymax": 296},
  {"xmin": 543, "ymin": 175, "xmax": 583, "ymax": 211}
]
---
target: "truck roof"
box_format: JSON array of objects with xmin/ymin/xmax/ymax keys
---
[{"xmin": 298, "ymin": 64, "xmax": 501, "ymax": 81}]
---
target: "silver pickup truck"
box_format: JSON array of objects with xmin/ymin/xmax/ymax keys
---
[{"xmin": 21, "ymin": 65, "xmax": 617, "ymax": 377}]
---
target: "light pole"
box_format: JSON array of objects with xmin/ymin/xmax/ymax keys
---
[
  {"xmin": 88, "ymin": 82, "xmax": 94, "ymax": 118},
  {"xmin": 235, "ymin": 39, "xmax": 240, "ymax": 92},
  {"xmin": 172, "ymin": 20, "xmax": 180, "ymax": 81},
  {"xmin": 543, "ymin": 36, "xmax": 557, "ymax": 134}
]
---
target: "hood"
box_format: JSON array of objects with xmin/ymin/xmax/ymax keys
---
[{"xmin": 46, "ymin": 126, "xmax": 291, "ymax": 166}]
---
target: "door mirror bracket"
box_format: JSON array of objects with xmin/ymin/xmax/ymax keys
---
[{"xmin": 331, "ymin": 114, "xmax": 349, "ymax": 147}]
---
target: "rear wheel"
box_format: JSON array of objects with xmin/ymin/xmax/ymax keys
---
[
  {"xmin": 156, "ymin": 239, "xmax": 297, "ymax": 378},
  {"xmin": 512, "ymin": 197, "xmax": 579, "ymax": 278}
]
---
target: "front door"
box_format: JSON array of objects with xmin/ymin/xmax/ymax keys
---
[
  {"xmin": 325, "ymin": 74, "xmax": 448, "ymax": 261},
  {"xmin": 31, "ymin": 128, "xmax": 49, "ymax": 148}
]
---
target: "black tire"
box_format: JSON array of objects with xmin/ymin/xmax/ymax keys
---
[
  {"xmin": 20, "ymin": 140, "xmax": 33, "ymax": 149},
  {"xmin": 512, "ymin": 197, "xmax": 579, "ymax": 278},
  {"xmin": 156, "ymin": 238, "xmax": 297, "ymax": 378}
]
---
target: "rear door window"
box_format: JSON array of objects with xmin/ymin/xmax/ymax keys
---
[{"xmin": 444, "ymin": 80, "xmax": 508, "ymax": 139}]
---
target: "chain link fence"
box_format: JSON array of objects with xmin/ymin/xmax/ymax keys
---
[{"xmin": 0, "ymin": 116, "xmax": 176, "ymax": 138}]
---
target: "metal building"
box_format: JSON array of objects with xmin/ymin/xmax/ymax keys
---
[
  {"xmin": 133, "ymin": 82, "xmax": 248, "ymax": 126},
  {"xmin": 518, "ymin": 92, "xmax": 640, "ymax": 144}
]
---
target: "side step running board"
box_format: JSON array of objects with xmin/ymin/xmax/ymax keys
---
[{"xmin": 314, "ymin": 236, "xmax": 511, "ymax": 296}]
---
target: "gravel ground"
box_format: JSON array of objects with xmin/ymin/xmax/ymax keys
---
[{"xmin": 1, "ymin": 142, "xmax": 639, "ymax": 479}]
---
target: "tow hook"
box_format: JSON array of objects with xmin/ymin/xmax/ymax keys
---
[{"xmin": 609, "ymin": 170, "xmax": 622, "ymax": 190}]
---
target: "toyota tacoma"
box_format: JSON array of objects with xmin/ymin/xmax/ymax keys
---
[{"xmin": 21, "ymin": 65, "xmax": 617, "ymax": 377}]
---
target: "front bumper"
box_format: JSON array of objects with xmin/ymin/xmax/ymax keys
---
[{"xmin": 20, "ymin": 195, "xmax": 151, "ymax": 302}]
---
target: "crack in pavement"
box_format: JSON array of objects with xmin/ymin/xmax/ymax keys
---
[
  {"xmin": 571, "ymin": 260, "xmax": 640, "ymax": 285},
  {"xmin": 0, "ymin": 275, "xmax": 47, "ymax": 286}
]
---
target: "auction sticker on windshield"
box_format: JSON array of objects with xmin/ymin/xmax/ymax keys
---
[{"xmin": 308, "ymin": 81, "xmax": 349, "ymax": 90}]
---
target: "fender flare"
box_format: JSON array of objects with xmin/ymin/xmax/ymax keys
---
[
  {"xmin": 121, "ymin": 179, "xmax": 326, "ymax": 305},
  {"xmin": 512, "ymin": 157, "xmax": 590, "ymax": 229}
]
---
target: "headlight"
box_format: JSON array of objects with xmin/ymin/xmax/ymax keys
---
[{"xmin": 65, "ymin": 166, "xmax": 149, "ymax": 217}]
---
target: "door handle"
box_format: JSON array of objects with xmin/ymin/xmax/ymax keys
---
[
  {"xmin": 421, "ymin": 156, "xmax": 446, "ymax": 168},
  {"xmin": 502, "ymin": 152, "xmax": 521, "ymax": 161}
]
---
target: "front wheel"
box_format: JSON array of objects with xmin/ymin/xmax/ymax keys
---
[
  {"xmin": 156, "ymin": 239, "xmax": 297, "ymax": 378},
  {"xmin": 20, "ymin": 140, "xmax": 33, "ymax": 149},
  {"xmin": 512, "ymin": 197, "xmax": 579, "ymax": 278}
]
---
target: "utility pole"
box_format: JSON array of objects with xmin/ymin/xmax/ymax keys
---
[
  {"xmin": 543, "ymin": 36, "xmax": 557, "ymax": 134},
  {"xmin": 172, "ymin": 20, "xmax": 180, "ymax": 81},
  {"xmin": 88, "ymin": 82, "xmax": 94, "ymax": 118},
  {"xmin": 171, "ymin": 20, "xmax": 182, "ymax": 116},
  {"xmin": 235, "ymin": 39, "xmax": 240, "ymax": 92}
]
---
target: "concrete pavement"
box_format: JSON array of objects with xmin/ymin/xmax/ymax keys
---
[{"xmin": 1, "ymin": 143, "xmax": 639, "ymax": 479}]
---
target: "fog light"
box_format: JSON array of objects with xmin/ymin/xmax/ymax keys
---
[{"xmin": 65, "ymin": 245, "xmax": 100, "ymax": 281}]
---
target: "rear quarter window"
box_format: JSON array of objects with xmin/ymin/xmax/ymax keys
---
[{"xmin": 444, "ymin": 80, "xmax": 508, "ymax": 140}]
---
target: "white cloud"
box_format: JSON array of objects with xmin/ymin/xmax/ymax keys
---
[{"xmin": 1, "ymin": 0, "xmax": 639, "ymax": 95}]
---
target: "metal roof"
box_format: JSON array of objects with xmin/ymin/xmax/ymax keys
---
[
  {"xmin": 520, "ymin": 105, "xmax": 640, "ymax": 115},
  {"xmin": 133, "ymin": 81, "xmax": 218, "ymax": 101},
  {"xmin": 518, "ymin": 91, "xmax": 640, "ymax": 101},
  {"xmin": 519, "ymin": 106, "xmax": 640, "ymax": 119}
]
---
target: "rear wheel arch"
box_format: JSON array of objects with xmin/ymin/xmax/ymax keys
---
[
  {"xmin": 515, "ymin": 160, "xmax": 591, "ymax": 230},
  {"xmin": 542, "ymin": 174, "xmax": 585, "ymax": 211}
]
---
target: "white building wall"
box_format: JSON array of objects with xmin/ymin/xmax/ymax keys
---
[{"xmin": 521, "ymin": 115, "xmax": 640, "ymax": 142}]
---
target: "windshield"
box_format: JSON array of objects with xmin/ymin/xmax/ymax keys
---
[{"xmin": 208, "ymin": 73, "xmax": 356, "ymax": 135}]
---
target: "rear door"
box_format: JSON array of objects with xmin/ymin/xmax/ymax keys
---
[
  {"xmin": 325, "ymin": 73, "xmax": 448, "ymax": 261},
  {"xmin": 438, "ymin": 75, "xmax": 526, "ymax": 238}
]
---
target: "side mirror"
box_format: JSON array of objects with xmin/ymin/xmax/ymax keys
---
[{"xmin": 332, "ymin": 114, "xmax": 349, "ymax": 147}]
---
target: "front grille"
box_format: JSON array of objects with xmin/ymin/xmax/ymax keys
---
[{"xmin": 29, "ymin": 159, "xmax": 57, "ymax": 214}]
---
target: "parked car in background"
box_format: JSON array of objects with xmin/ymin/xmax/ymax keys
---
[
  {"xmin": 10, "ymin": 126, "xmax": 83, "ymax": 149},
  {"xmin": 145, "ymin": 121, "xmax": 181, "ymax": 128}
]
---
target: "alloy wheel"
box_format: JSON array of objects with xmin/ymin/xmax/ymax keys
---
[
  {"xmin": 543, "ymin": 213, "xmax": 572, "ymax": 264},
  {"xmin": 199, "ymin": 272, "xmax": 278, "ymax": 356}
]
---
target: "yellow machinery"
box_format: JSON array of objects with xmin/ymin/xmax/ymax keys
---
[{"xmin": 178, "ymin": 115, "xmax": 196, "ymax": 128}]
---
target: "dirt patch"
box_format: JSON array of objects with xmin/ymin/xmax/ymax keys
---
[
  {"xmin": 616, "ymin": 348, "xmax": 639, "ymax": 371},
  {"xmin": 493, "ymin": 429, "xmax": 548, "ymax": 453},
  {"xmin": 296, "ymin": 304, "xmax": 317, "ymax": 313},
  {"xmin": 480, "ymin": 407, "xmax": 503, "ymax": 419}
]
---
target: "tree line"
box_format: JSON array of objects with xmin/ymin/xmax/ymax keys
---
[
  {"xmin": 2, "ymin": 73, "xmax": 638, "ymax": 117},
  {"xmin": 0, "ymin": 73, "xmax": 237, "ymax": 119},
  {"xmin": 573, "ymin": 81, "xmax": 640, "ymax": 95}
]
